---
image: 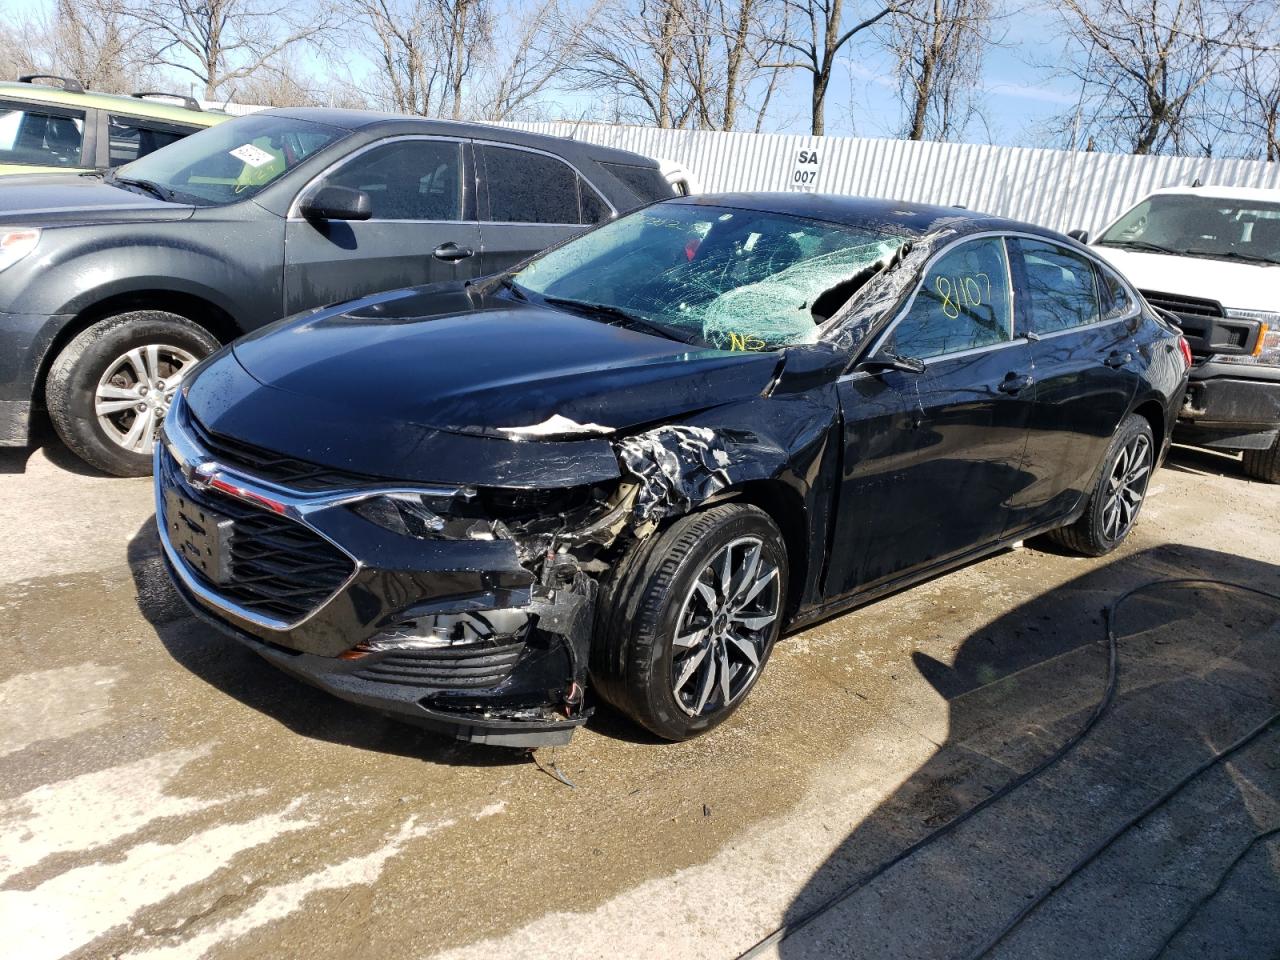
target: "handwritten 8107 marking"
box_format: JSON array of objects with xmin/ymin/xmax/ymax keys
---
[{"xmin": 935, "ymin": 272, "xmax": 992, "ymax": 319}]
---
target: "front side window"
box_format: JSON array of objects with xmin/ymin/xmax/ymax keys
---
[
  {"xmin": 513, "ymin": 202, "xmax": 910, "ymax": 350},
  {"xmin": 108, "ymin": 116, "xmax": 187, "ymax": 166},
  {"xmin": 0, "ymin": 102, "xmax": 84, "ymax": 167},
  {"xmin": 319, "ymin": 139, "xmax": 462, "ymax": 221},
  {"xmin": 1020, "ymin": 239, "xmax": 1101, "ymax": 333},
  {"xmin": 1097, "ymin": 194, "xmax": 1280, "ymax": 266},
  {"xmin": 112, "ymin": 114, "xmax": 346, "ymax": 205},
  {"xmin": 482, "ymin": 145, "xmax": 581, "ymax": 224},
  {"xmin": 881, "ymin": 237, "xmax": 1014, "ymax": 360}
]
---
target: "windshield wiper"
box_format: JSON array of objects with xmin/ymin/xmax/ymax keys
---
[
  {"xmin": 498, "ymin": 276, "xmax": 528, "ymax": 301},
  {"xmin": 542, "ymin": 295, "xmax": 692, "ymax": 344},
  {"xmin": 109, "ymin": 175, "xmax": 175, "ymax": 202},
  {"xmin": 1184, "ymin": 249, "xmax": 1279, "ymax": 267},
  {"xmin": 1099, "ymin": 239, "xmax": 1180, "ymax": 255}
]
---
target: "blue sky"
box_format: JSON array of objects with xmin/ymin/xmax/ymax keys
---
[{"xmin": 9, "ymin": 0, "xmax": 1083, "ymax": 147}]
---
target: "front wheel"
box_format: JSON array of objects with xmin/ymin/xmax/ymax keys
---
[
  {"xmin": 46, "ymin": 312, "xmax": 219, "ymax": 476},
  {"xmin": 1241, "ymin": 435, "xmax": 1280, "ymax": 484},
  {"xmin": 594, "ymin": 503, "xmax": 788, "ymax": 740},
  {"xmin": 1048, "ymin": 413, "xmax": 1154, "ymax": 557}
]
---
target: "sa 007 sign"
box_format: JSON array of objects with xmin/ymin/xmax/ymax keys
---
[{"xmin": 789, "ymin": 148, "xmax": 820, "ymax": 191}]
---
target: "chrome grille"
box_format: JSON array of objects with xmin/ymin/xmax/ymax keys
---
[{"xmin": 158, "ymin": 447, "xmax": 355, "ymax": 623}]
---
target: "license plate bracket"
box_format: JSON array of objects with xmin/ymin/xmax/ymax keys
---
[{"xmin": 163, "ymin": 487, "xmax": 235, "ymax": 585}]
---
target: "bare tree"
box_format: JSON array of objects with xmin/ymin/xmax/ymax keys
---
[
  {"xmin": 0, "ymin": 11, "xmax": 40, "ymax": 81},
  {"xmin": 125, "ymin": 0, "xmax": 334, "ymax": 100},
  {"xmin": 477, "ymin": 0, "xmax": 601, "ymax": 121},
  {"xmin": 351, "ymin": 0, "xmax": 490, "ymax": 118},
  {"xmin": 1230, "ymin": 35, "xmax": 1280, "ymax": 160},
  {"xmin": 1055, "ymin": 0, "xmax": 1265, "ymax": 155},
  {"xmin": 569, "ymin": 0, "xmax": 695, "ymax": 127},
  {"xmin": 884, "ymin": 0, "xmax": 993, "ymax": 140},
  {"xmin": 771, "ymin": 0, "xmax": 905, "ymax": 135},
  {"xmin": 42, "ymin": 0, "xmax": 158, "ymax": 93}
]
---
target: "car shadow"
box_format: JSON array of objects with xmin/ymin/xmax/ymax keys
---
[
  {"xmin": 126, "ymin": 516, "xmax": 528, "ymax": 767},
  {"xmin": 773, "ymin": 543, "xmax": 1280, "ymax": 958},
  {"xmin": 0, "ymin": 419, "xmax": 113, "ymax": 478},
  {"xmin": 1163, "ymin": 443, "xmax": 1250, "ymax": 481}
]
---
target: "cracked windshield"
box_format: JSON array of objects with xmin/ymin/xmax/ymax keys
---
[
  {"xmin": 1097, "ymin": 193, "xmax": 1280, "ymax": 265},
  {"xmin": 512, "ymin": 204, "xmax": 909, "ymax": 351}
]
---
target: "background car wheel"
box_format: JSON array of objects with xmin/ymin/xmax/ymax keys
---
[
  {"xmin": 1048, "ymin": 413, "xmax": 1155, "ymax": 557},
  {"xmin": 1241, "ymin": 436, "xmax": 1280, "ymax": 484},
  {"xmin": 46, "ymin": 311, "xmax": 219, "ymax": 477},
  {"xmin": 594, "ymin": 503, "xmax": 788, "ymax": 741}
]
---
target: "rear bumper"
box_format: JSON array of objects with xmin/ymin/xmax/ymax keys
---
[{"xmin": 1175, "ymin": 374, "xmax": 1280, "ymax": 450}]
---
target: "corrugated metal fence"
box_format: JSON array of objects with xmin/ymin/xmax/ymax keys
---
[{"xmin": 503, "ymin": 121, "xmax": 1280, "ymax": 235}]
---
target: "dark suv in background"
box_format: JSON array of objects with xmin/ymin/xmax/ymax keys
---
[{"xmin": 0, "ymin": 107, "xmax": 679, "ymax": 475}]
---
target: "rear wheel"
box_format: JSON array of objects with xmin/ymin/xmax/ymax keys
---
[
  {"xmin": 46, "ymin": 312, "xmax": 218, "ymax": 476},
  {"xmin": 1241, "ymin": 435, "xmax": 1280, "ymax": 483},
  {"xmin": 1048, "ymin": 413, "xmax": 1154, "ymax": 557},
  {"xmin": 594, "ymin": 503, "xmax": 787, "ymax": 740}
]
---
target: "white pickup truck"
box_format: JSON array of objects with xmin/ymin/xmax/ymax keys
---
[{"xmin": 1075, "ymin": 185, "xmax": 1280, "ymax": 482}]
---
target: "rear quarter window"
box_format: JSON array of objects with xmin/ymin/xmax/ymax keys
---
[{"xmin": 600, "ymin": 160, "xmax": 675, "ymax": 203}]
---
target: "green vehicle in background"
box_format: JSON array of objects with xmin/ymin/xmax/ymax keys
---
[{"xmin": 0, "ymin": 75, "xmax": 229, "ymax": 176}]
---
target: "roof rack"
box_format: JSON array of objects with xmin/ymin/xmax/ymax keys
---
[
  {"xmin": 18, "ymin": 74, "xmax": 84, "ymax": 94},
  {"xmin": 130, "ymin": 91, "xmax": 202, "ymax": 112}
]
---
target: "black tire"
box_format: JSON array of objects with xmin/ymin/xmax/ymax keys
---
[
  {"xmin": 1048, "ymin": 413, "xmax": 1155, "ymax": 557},
  {"xmin": 46, "ymin": 311, "xmax": 219, "ymax": 477},
  {"xmin": 1241, "ymin": 436, "xmax": 1280, "ymax": 484},
  {"xmin": 593, "ymin": 503, "xmax": 788, "ymax": 741}
]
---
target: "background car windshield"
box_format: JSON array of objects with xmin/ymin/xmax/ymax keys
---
[
  {"xmin": 1098, "ymin": 194, "xmax": 1280, "ymax": 265},
  {"xmin": 513, "ymin": 204, "xmax": 908, "ymax": 351},
  {"xmin": 113, "ymin": 114, "xmax": 346, "ymax": 205}
]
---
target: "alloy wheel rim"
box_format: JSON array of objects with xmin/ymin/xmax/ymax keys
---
[
  {"xmin": 671, "ymin": 535, "xmax": 781, "ymax": 718},
  {"xmin": 94, "ymin": 344, "xmax": 197, "ymax": 454},
  {"xmin": 1102, "ymin": 433, "xmax": 1152, "ymax": 541}
]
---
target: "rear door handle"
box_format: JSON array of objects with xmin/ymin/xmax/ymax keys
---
[
  {"xmin": 1104, "ymin": 350, "xmax": 1133, "ymax": 369},
  {"xmin": 998, "ymin": 373, "xmax": 1034, "ymax": 395},
  {"xmin": 433, "ymin": 242, "xmax": 475, "ymax": 263}
]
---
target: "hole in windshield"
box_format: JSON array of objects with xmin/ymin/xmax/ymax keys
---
[{"xmin": 513, "ymin": 205, "xmax": 910, "ymax": 351}]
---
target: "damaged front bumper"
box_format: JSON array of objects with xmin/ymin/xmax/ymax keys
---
[{"xmin": 155, "ymin": 397, "xmax": 599, "ymax": 748}]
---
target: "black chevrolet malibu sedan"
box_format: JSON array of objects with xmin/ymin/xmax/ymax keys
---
[{"xmin": 155, "ymin": 194, "xmax": 1190, "ymax": 746}]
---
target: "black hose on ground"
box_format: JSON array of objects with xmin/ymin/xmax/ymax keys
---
[{"xmin": 736, "ymin": 578, "xmax": 1280, "ymax": 960}]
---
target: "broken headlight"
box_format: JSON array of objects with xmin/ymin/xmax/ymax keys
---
[{"xmin": 350, "ymin": 490, "xmax": 480, "ymax": 539}]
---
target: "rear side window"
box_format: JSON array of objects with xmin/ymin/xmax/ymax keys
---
[
  {"xmin": 321, "ymin": 139, "xmax": 463, "ymax": 221},
  {"xmin": 1095, "ymin": 262, "xmax": 1134, "ymax": 320},
  {"xmin": 1019, "ymin": 239, "xmax": 1102, "ymax": 333},
  {"xmin": 579, "ymin": 181, "xmax": 610, "ymax": 224},
  {"xmin": 882, "ymin": 237, "xmax": 1014, "ymax": 360},
  {"xmin": 0, "ymin": 101, "xmax": 84, "ymax": 167},
  {"xmin": 599, "ymin": 160, "xmax": 674, "ymax": 203},
  {"xmin": 481, "ymin": 145, "xmax": 581, "ymax": 224},
  {"xmin": 108, "ymin": 116, "xmax": 187, "ymax": 166}
]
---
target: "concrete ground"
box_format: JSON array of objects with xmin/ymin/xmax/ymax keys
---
[{"xmin": 0, "ymin": 425, "xmax": 1277, "ymax": 960}]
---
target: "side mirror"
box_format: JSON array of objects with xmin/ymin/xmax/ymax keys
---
[
  {"xmin": 300, "ymin": 185, "xmax": 372, "ymax": 222},
  {"xmin": 858, "ymin": 353, "xmax": 926, "ymax": 375},
  {"xmin": 1067, "ymin": 228, "xmax": 1090, "ymax": 243}
]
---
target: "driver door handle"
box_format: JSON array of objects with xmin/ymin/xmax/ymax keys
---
[
  {"xmin": 1104, "ymin": 350, "xmax": 1133, "ymax": 369},
  {"xmin": 433, "ymin": 242, "xmax": 475, "ymax": 263},
  {"xmin": 998, "ymin": 373, "xmax": 1034, "ymax": 395}
]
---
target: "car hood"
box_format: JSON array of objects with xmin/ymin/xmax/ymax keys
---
[
  {"xmin": 189, "ymin": 284, "xmax": 781, "ymax": 487},
  {"xmin": 0, "ymin": 174, "xmax": 195, "ymax": 226},
  {"xmin": 1092, "ymin": 246, "xmax": 1277, "ymax": 313}
]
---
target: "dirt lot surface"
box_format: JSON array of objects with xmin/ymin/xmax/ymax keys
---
[{"xmin": 1, "ymin": 429, "xmax": 1277, "ymax": 960}]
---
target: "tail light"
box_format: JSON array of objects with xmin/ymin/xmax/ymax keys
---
[{"xmin": 1177, "ymin": 336, "xmax": 1193, "ymax": 370}]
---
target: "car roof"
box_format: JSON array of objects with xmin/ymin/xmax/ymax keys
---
[
  {"xmin": 667, "ymin": 192, "xmax": 1053, "ymax": 238},
  {"xmin": 0, "ymin": 81, "xmax": 225, "ymax": 126},
  {"xmin": 1146, "ymin": 184, "xmax": 1280, "ymax": 203},
  {"xmin": 255, "ymin": 107, "xmax": 663, "ymax": 167}
]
